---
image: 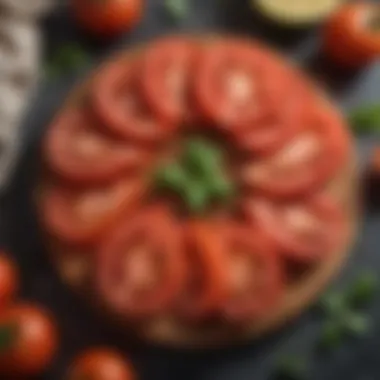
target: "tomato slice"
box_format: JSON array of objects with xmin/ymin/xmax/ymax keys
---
[
  {"xmin": 231, "ymin": 72, "xmax": 314, "ymax": 156},
  {"xmin": 194, "ymin": 40, "xmax": 292, "ymax": 133},
  {"xmin": 221, "ymin": 225, "xmax": 282, "ymax": 322},
  {"xmin": 92, "ymin": 58, "xmax": 173, "ymax": 143},
  {"xmin": 240, "ymin": 105, "xmax": 350, "ymax": 198},
  {"xmin": 44, "ymin": 107, "xmax": 149, "ymax": 185},
  {"xmin": 178, "ymin": 221, "xmax": 228, "ymax": 321},
  {"xmin": 140, "ymin": 37, "xmax": 197, "ymax": 125},
  {"xmin": 40, "ymin": 177, "xmax": 145, "ymax": 246},
  {"xmin": 97, "ymin": 207, "xmax": 186, "ymax": 319},
  {"xmin": 242, "ymin": 194, "xmax": 346, "ymax": 263}
]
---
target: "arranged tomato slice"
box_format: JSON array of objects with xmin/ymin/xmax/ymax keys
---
[
  {"xmin": 231, "ymin": 72, "xmax": 314, "ymax": 156},
  {"xmin": 45, "ymin": 107, "xmax": 149, "ymax": 185},
  {"xmin": 194, "ymin": 40, "xmax": 292, "ymax": 133},
  {"xmin": 242, "ymin": 194, "xmax": 346, "ymax": 263},
  {"xmin": 97, "ymin": 206, "xmax": 186, "ymax": 319},
  {"xmin": 66, "ymin": 348, "xmax": 135, "ymax": 380},
  {"xmin": 41, "ymin": 177, "xmax": 145, "ymax": 246},
  {"xmin": 140, "ymin": 37, "xmax": 197, "ymax": 124},
  {"xmin": 178, "ymin": 221, "xmax": 228, "ymax": 321},
  {"xmin": 92, "ymin": 58, "xmax": 173, "ymax": 143},
  {"xmin": 240, "ymin": 105, "xmax": 350, "ymax": 198},
  {"xmin": 221, "ymin": 225, "xmax": 282, "ymax": 322}
]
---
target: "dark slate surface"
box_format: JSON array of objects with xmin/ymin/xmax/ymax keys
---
[{"xmin": 1, "ymin": 1, "xmax": 380, "ymax": 379}]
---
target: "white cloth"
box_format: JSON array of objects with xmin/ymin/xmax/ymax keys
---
[{"xmin": 0, "ymin": 0, "xmax": 56, "ymax": 190}]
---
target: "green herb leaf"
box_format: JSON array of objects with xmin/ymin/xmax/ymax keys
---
[
  {"xmin": 182, "ymin": 180, "xmax": 209, "ymax": 214},
  {"xmin": 165, "ymin": 0, "xmax": 189, "ymax": 20},
  {"xmin": 209, "ymin": 174, "xmax": 235, "ymax": 200},
  {"xmin": 182, "ymin": 138, "xmax": 222, "ymax": 177},
  {"xmin": 347, "ymin": 272, "xmax": 378, "ymax": 307},
  {"xmin": 319, "ymin": 320, "xmax": 344, "ymax": 350},
  {"xmin": 319, "ymin": 291, "xmax": 347, "ymax": 318},
  {"xmin": 275, "ymin": 355, "xmax": 308, "ymax": 380},
  {"xmin": 155, "ymin": 164, "xmax": 188, "ymax": 191},
  {"xmin": 343, "ymin": 312, "xmax": 371, "ymax": 336},
  {"xmin": 349, "ymin": 104, "xmax": 380, "ymax": 134},
  {"xmin": 0, "ymin": 324, "xmax": 17, "ymax": 352}
]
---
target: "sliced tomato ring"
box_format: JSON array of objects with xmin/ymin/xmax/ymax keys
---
[
  {"xmin": 40, "ymin": 177, "xmax": 145, "ymax": 246},
  {"xmin": 140, "ymin": 37, "xmax": 198, "ymax": 125},
  {"xmin": 44, "ymin": 107, "xmax": 149, "ymax": 185},
  {"xmin": 221, "ymin": 225, "xmax": 282, "ymax": 322},
  {"xmin": 240, "ymin": 105, "xmax": 350, "ymax": 198},
  {"xmin": 231, "ymin": 73, "xmax": 315, "ymax": 156},
  {"xmin": 194, "ymin": 40, "xmax": 292, "ymax": 132},
  {"xmin": 242, "ymin": 194, "xmax": 346, "ymax": 263},
  {"xmin": 97, "ymin": 206, "xmax": 186, "ymax": 319},
  {"xmin": 178, "ymin": 221, "xmax": 228, "ymax": 321},
  {"xmin": 92, "ymin": 58, "xmax": 173, "ymax": 143}
]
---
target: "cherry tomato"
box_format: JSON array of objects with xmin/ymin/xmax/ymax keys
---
[
  {"xmin": 0, "ymin": 254, "xmax": 18, "ymax": 309},
  {"xmin": 140, "ymin": 37, "xmax": 198, "ymax": 125},
  {"xmin": 71, "ymin": 0, "xmax": 143, "ymax": 38},
  {"xmin": 243, "ymin": 194, "xmax": 346, "ymax": 263},
  {"xmin": 41, "ymin": 176, "xmax": 145, "ymax": 246},
  {"xmin": 178, "ymin": 221, "xmax": 228, "ymax": 321},
  {"xmin": 240, "ymin": 104, "xmax": 350, "ymax": 198},
  {"xmin": 0, "ymin": 304, "xmax": 58, "ymax": 376},
  {"xmin": 66, "ymin": 348, "xmax": 135, "ymax": 380},
  {"xmin": 92, "ymin": 59, "xmax": 174, "ymax": 144},
  {"xmin": 97, "ymin": 206, "xmax": 187, "ymax": 319},
  {"xmin": 221, "ymin": 225, "xmax": 282, "ymax": 322},
  {"xmin": 323, "ymin": 2, "xmax": 380, "ymax": 69},
  {"xmin": 45, "ymin": 106, "xmax": 149, "ymax": 185},
  {"xmin": 194, "ymin": 40, "xmax": 295, "ymax": 138}
]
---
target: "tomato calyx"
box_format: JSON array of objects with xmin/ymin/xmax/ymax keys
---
[{"xmin": 0, "ymin": 322, "xmax": 17, "ymax": 352}]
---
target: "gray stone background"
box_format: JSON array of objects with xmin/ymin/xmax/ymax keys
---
[{"xmin": 1, "ymin": 0, "xmax": 380, "ymax": 379}]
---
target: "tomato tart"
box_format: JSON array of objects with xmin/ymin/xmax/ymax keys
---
[{"xmin": 36, "ymin": 35, "xmax": 358, "ymax": 347}]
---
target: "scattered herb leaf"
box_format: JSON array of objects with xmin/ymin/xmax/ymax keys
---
[
  {"xmin": 320, "ymin": 291, "xmax": 347, "ymax": 318},
  {"xmin": 347, "ymin": 272, "xmax": 378, "ymax": 306},
  {"xmin": 349, "ymin": 104, "xmax": 380, "ymax": 133},
  {"xmin": 343, "ymin": 312, "xmax": 371, "ymax": 336},
  {"xmin": 165, "ymin": 0, "xmax": 189, "ymax": 20},
  {"xmin": 319, "ymin": 320, "xmax": 344, "ymax": 350},
  {"xmin": 275, "ymin": 355, "xmax": 308, "ymax": 380},
  {"xmin": 45, "ymin": 43, "xmax": 91, "ymax": 80}
]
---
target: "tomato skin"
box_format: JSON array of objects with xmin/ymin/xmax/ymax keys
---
[
  {"xmin": 0, "ymin": 254, "xmax": 18, "ymax": 309},
  {"xmin": 0, "ymin": 304, "xmax": 58, "ymax": 376},
  {"xmin": 242, "ymin": 194, "xmax": 346, "ymax": 263},
  {"xmin": 140, "ymin": 37, "xmax": 198, "ymax": 125},
  {"xmin": 41, "ymin": 177, "xmax": 145, "ymax": 247},
  {"xmin": 44, "ymin": 107, "xmax": 149, "ymax": 185},
  {"xmin": 221, "ymin": 225, "xmax": 283, "ymax": 322},
  {"xmin": 323, "ymin": 2, "xmax": 380, "ymax": 69},
  {"xmin": 92, "ymin": 59, "xmax": 174, "ymax": 144},
  {"xmin": 97, "ymin": 206, "xmax": 187, "ymax": 319},
  {"xmin": 178, "ymin": 221, "xmax": 228, "ymax": 321},
  {"xmin": 66, "ymin": 348, "xmax": 135, "ymax": 380},
  {"xmin": 71, "ymin": 0, "xmax": 143, "ymax": 38},
  {"xmin": 240, "ymin": 104, "xmax": 350, "ymax": 199}
]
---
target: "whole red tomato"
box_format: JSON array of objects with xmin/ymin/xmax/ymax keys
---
[
  {"xmin": 66, "ymin": 348, "xmax": 135, "ymax": 380},
  {"xmin": 71, "ymin": 0, "xmax": 144, "ymax": 38},
  {"xmin": 323, "ymin": 2, "xmax": 380, "ymax": 68},
  {"xmin": 0, "ymin": 253, "xmax": 18, "ymax": 308},
  {"xmin": 0, "ymin": 304, "xmax": 58, "ymax": 376}
]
